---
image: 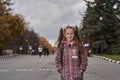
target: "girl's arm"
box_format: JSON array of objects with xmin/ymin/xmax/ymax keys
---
[
  {"xmin": 55, "ymin": 49, "xmax": 63, "ymax": 73},
  {"xmin": 80, "ymin": 49, "xmax": 88, "ymax": 72}
]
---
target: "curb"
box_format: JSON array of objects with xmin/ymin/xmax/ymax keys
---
[{"xmin": 93, "ymin": 55, "xmax": 120, "ymax": 64}]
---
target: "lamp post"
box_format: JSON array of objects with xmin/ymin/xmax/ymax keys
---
[{"xmin": 26, "ymin": 39, "xmax": 30, "ymax": 54}]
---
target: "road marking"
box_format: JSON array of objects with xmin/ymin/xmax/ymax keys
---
[
  {"xmin": 0, "ymin": 69, "xmax": 9, "ymax": 72},
  {"xmin": 0, "ymin": 68, "xmax": 57, "ymax": 72},
  {"xmin": 15, "ymin": 69, "xmax": 33, "ymax": 72},
  {"xmin": 0, "ymin": 61, "xmax": 55, "ymax": 63},
  {"xmin": 39, "ymin": 68, "xmax": 57, "ymax": 71}
]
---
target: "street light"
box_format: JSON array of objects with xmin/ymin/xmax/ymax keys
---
[
  {"xmin": 19, "ymin": 46, "xmax": 23, "ymax": 54},
  {"xmin": 99, "ymin": 16, "xmax": 103, "ymax": 21},
  {"xmin": 113, "ymin": 3, "xmax": 118, "ymax": 9}
]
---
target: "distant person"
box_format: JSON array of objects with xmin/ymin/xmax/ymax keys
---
[
  {"xmin": 88, "ymin": 49, "xmax": 92, "ymax": 56},
  {"xmin": 43, "ymin": 47, "xmax": 47, "ymax": 56},
  {"xmin": 55, "ymin": 26, "xmax": 88, "ymax": 80},
  {"xmin": 46, "ymin": 48, "xmax": 49, "ymax": 56},
  {"xmin": 31, "ymin": 49, "xmax": 35, "ymax": 55},
  {"xmin": 38, "ymin": 46, "xmax": 43, "ymax": 57}
]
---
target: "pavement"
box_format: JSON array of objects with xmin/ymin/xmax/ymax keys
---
[{"xmin": 0, "ymin": 54, "xmax": 19, "ymax": 58}]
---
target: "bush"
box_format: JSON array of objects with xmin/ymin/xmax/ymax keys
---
[{"xmin": 110, "ymin": 44, "xmax": 120, "ymax": 54}]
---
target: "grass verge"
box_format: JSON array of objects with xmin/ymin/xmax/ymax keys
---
[{"xmin": 95, "ymin": 54, "xmax": 120, "ymax": 61}]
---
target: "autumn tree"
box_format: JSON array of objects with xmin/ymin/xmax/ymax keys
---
[
  {"xmin": 39, "ymin": 37, "xmax": 53, "ymax": 53},
  {"xmin": 0, "ymin": 0, "xmax": 24, "ymax": 54}
]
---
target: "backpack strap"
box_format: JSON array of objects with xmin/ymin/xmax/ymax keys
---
[{"xmin": 78, "ymin": 49, "xmax": 81, "ymax": 61}]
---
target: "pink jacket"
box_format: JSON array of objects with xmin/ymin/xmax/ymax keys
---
[{"xmin": 55, "ymin": 41, "xmax": 88, "ymax": 80}]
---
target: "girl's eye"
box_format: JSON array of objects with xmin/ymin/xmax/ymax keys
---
[
  {"xmin": 66, "ymin": 33, "xmax": 74, "ymax": 35},
  {"xmin": 71, "ymin": 33, "xmax": 74, "ymax": 35}
]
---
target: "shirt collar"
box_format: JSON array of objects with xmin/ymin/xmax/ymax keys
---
[{"xmin": 63, "ymin": 40, "xmax": 76, "ymax": 47}]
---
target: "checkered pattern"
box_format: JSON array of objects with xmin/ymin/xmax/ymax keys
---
[{"xmin": 55, "ymin": 42, "xmax": 88, "ymax": 80}]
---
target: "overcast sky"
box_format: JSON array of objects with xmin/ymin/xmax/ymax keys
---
[{"xmin": 11, "ymin": 0, "xmax": 87, "ymax": 46}]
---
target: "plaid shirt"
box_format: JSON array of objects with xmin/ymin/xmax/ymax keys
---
[{"xmin": 55, "ymin": 41, "xmax": 88, "ymax": 80}]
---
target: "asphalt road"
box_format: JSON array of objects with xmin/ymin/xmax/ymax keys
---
[{"xmin": 0, "ymin": 54, "xmax": 120, "ymax": 80}]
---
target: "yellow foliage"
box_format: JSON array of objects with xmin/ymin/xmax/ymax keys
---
[
  {"xmin": 38, "ymin": 37, "xmax": 53, "ymax": 51},
  {"xmin": 0, "ymin": 14, "xmax": 25, "ymax": 49}
]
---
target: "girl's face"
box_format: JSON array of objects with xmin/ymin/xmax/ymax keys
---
[{"xmin": 64, "ymin": 28, "xmax": 75, "ymax": 42}]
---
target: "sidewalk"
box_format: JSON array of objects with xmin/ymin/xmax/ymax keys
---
[{"xmin": 0, "ymin": 54, "xmax": 19, "ymax": 58}]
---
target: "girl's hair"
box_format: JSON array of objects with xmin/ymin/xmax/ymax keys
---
[
  {"xmin": 55, "ymin": 25, "xmax": 86, "ymax": 54},
  {"xmin": 55, "ymin": 28, "xmax": 64, "ymax": 47},
  {"xmin": 56, "ymin": 26, "xmax": 81, "ymax": 47}
]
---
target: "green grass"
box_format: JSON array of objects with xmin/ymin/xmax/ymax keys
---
[{"xmin": 95, "ymin": 54, "xmax": 120, "ymax": 61}]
